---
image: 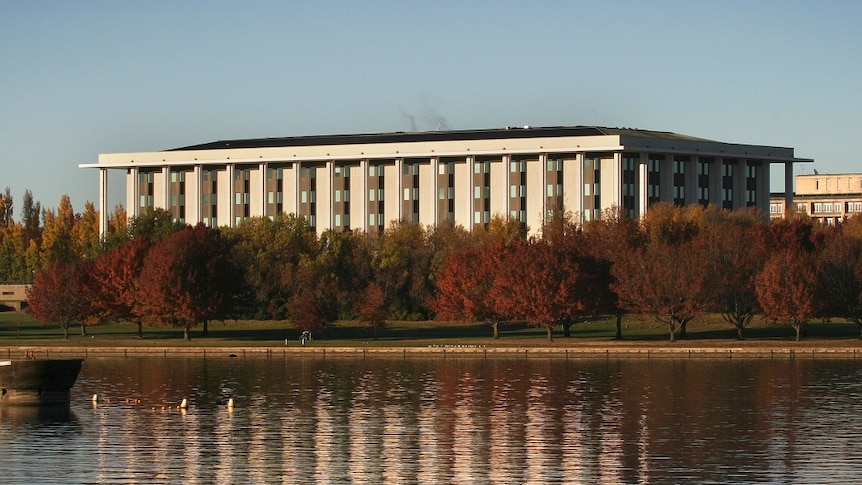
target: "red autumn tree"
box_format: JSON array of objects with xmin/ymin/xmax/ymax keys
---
[
  {"xmin": 612, "ymin": 237, "xmax": 710, "ymax": 342},
  {"xmin": 357, "ymin": 282, "xmax": 388, "ymax": 339},
  {"xmin": 494, "ymin": 238, "xmax": 603, "ymax": 341},
  {"xmin": 136, "ymin": 224, "xmax": 241, "ymax": 341},
  {"xmin": 27, "ymin": 259, "xmax": 95, "ymax": 339},
  {"xmin": 756, "ymin": 249, "xmax": 820, "ymax": 341},
  {"xmin": 815, "ymin": 227, "xmax": 862, "ymax": 336},
  {"xmin": 89, "ymin": 236, "xmax": 151, "ymax": 337},
  {"xmin": 581, "ymin": 206, "xmax": 645, "ymax": 339},
  {"xmin": 432, "ymin": 237, "xmax": 512, "ymax": 339},
  {"xmin": 699, "ymin": 222, "xmax": 768, "ymax": 339}
]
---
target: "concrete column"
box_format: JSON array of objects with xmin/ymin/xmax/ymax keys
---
[
  {"xmin": 638, "ymin": 153, "xmax": 648, "ymax": 218},
  {"xmin": 129, "ymin": 167, "xmax": 139, "ymax": 219},
  {"xmin": 610, "ymin": 152, "xmax": 623, "ymax": 211},
  {"xmin": 98, "ymin": 168, "xmax": 108, "ymax": 237},
  {"xmin": 327, "ymin": 160, "xmax": 334, "ymax": 229},
  {"xmin": 396, "ymin": 158, "xmax": 404, "ymax": 224},
  {"xmin": 686, "ymin": 156, "xmax": 698, "ymax": 206},
  {"xmin": 360, "ymin": 159, "xmax": 368, "ymax": 231},
  {"xmin": 538, "ymin": 154, "xmax": 547, "ymax": 225},
  {"xmin": 466, "ymin": 156, "xmax": 475, "ymax": 231},
  {"xmin": 784, "ymin": 161, "xmax": 794, "ymax": 212},
  {"xmin": 162, "ymin": 166, "xmax": 170, "ymax": 209},
  {"xmin": 259, "ymin": 162, "xmax": 267, "ymax": 218},
  {"xmin": 227, "ymin": 164, "xmax": 235, "ymax": 227},
  {"xmin": 193, "ymin": 165, "xmax": 202, "ymax": 224},
  {"xmin": 734, "ymin": 161, "xmax": 746, "ymax": 210},
  {"xmin": 431, "ymin": 157, "xmax": 439, "ymax": 226}
]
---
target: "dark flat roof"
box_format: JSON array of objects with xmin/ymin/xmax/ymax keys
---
[{"xmin": 170, "ymin": 126, "xmax": 714, "ymax": 151}]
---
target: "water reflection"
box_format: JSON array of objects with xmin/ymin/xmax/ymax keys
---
[{"xmin": 1, "ymin": 356, "xmax": 862, "ymax": 483}]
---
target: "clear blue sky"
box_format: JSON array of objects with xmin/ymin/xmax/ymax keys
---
[{"xmin": 2, "ymin": 1, "xmax": 860, "ymax": 214}]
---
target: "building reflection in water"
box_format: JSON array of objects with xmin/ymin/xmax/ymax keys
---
[{"xmin": 10, "ymin": 356, "xmax": 861, "ymax": 484}]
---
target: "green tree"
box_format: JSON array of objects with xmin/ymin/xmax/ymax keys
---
[
  {"xmin": 128, "ymin": 207, "xmax": 185, "ymax": 242},
  {"xmin": 20, "ymin": 189, "xmax": 41, "ymax": 248},
  {"xmin": 373, "ymin": 222, "xmax": 434, "ymax": 320},
  {"xmin": 229, "ymin": 214, "xmax": 319, "ymax": 318}
]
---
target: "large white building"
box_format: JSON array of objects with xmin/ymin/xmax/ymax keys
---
[{"xmin": 81, "ymin": 126, "xmax": 809, "ymax": 235}]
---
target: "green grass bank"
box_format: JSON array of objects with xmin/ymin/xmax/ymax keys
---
[{"xmin": 2, "ymin": 312, "xmax": 862, "ymax": 358}]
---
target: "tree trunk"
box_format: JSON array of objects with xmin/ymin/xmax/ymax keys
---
[
  {"xmin": 737, "ymin": 325, "xmax": 745, "ymax": 340},
  {"xmin": 679, "ymin": 319, "xmax": 688, "ymax": 339},
  {"xmin": 491, "ymin": 321, "xmax": 499, "ymax": 339},
  {"xmin": 546, "ymin": 326, "xmax": 554, "ymax": 341},
  {"xmin": 138, "ymin": 321, "xmax": 143, "ymax": 339},
  {"xmin": 63, "ymin": 324, "xmax": 69, "ymax": 340},
  {"xmin": 562, "ymin": 321, "xmax": 572, "ymax": 338},
  {"xmin": 184, "ymin": 326, "xmax": 192, "ymax": 341},
  {"xmin": 614, "ymin": 311, "xmax": 623, "ymax": 340},
  {"xmin": 81, "ymin": 323, "xmax": 87, "ymax": 336},
  {"xmin": 794, "ymin": 323, "xmax": 802, "ymax": 342},
  {"xmin": 203, "ymin": 319, "xmax": 209, "ymax": 337}
]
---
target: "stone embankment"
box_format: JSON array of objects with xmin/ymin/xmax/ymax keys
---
[{"xmin": 3, "ymin": 345, "xmax": 862, "ymax": 360}]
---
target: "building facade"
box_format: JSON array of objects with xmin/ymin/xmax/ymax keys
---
[
  {"xmin": 81, "ymin": 126, "xmax": 808, "ymax": 235},
  {"xmin": 770, "ymin": 173, "xmax": 862, "ymax": 224}
]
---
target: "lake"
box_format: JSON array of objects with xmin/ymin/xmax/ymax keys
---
[{"xmin": 2, "ymin": 354, "xmax": 862, "ymax": 484}]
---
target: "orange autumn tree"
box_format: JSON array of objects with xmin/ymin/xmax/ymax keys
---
[
  {"xmin": 136, "ymin": 224, "xmax": 242, "ymax": 341},
  {"xmin": 432, "ymin": 237, "xmax": 512, "ymax": 339},
  {"xmin": 756, "ymin": 249, "xmax": 820, "ymax": 341}
]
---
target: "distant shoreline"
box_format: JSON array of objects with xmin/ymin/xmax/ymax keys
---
[{"xmin": 4, "ymin": 344, "xmax": 862, "ymax": 360}]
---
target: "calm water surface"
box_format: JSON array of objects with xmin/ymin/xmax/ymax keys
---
[{"xmin": 2, "ymin": 355, "xmax": 862, "ymax": 484}]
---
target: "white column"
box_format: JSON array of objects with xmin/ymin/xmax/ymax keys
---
[
  {"xmin": 129, "ymin": 167, "xmax": 140, "ymax": 219},
  {"xmin": 98, "ymin": 168, "xmax": 108, "ymax": 237},
  {"xmin": 360, "ymin": 159, "xmax": 369, "ymax": 231},
  {"xmin": 396, "ymin": 158, "xmax": 404, "ymax": 223},
  {"xmin": 466, "ymin": 156, "xmax": 475, "ymax": 231},
  {"xmin": 431, "ymin": 157, "xmax": 439, "ymax": 226},
  {"xmin": 611, "ymin": 152, "xmax": 623, "ymax": 210},
  {"xmin": 193, "ymin": 165, "xmax": 202, "ymax": 224},
  {"xmin": 162, "ymin": 166, "xmax": 170, "ymax": 209},
  {"xmin": 259, "ymin": 162, "xmax": 267, "ymax": 218},
  {"xmin": 227, "ymin": 164, "xmax": 235, "ymax": 227},
  {"xmin": 638, "ymin": 153, "xmax": 648, "ymax": 218},
  {"xmin": 784, "ymin": 161, "xmax": 794, "ymax": 213},
  {"xmin": 327, "ymin": 160, "xmax": 335, "ymax": 229}
]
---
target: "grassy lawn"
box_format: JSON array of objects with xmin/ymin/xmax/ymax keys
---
[{"xmin": 1, "ymin": 311, "xmax": 861, "ymax": 348}]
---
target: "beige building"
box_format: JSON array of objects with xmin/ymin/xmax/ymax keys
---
[
  {"xmin": 81, "ymin": 126, "xmax": 809, "ymax": 236},
  {"xmin": 770, "ymin": 173, "xmax": 862, "ymax": 224}
]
